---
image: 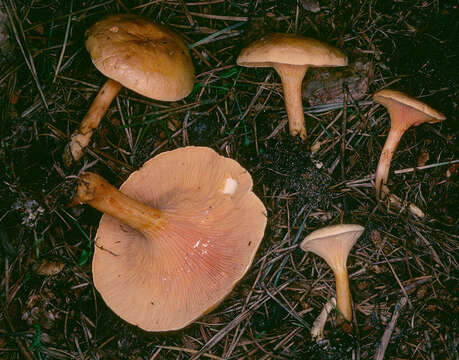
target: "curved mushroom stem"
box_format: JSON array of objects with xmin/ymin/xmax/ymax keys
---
[
  {"xmin": 64, "ymin": 79, "xmax": 123, "ymax": 165},
  {"xmin": 334, "ymin": 267, "xmax": 353, "ymax": 325},
  {"xmin": 273, "ymin": 64, "xmax": 308, "ymax": 140},
  {"xmin": 74, "ymin": 172, "xmax": 165, "ymax": 235},
  {"xmin": 375, "ymin": 128, "xmax": 404, "ymax": 200},
  {"xmin": 311, "ymin": 297, "xmax": 336, "ymax": 342}
]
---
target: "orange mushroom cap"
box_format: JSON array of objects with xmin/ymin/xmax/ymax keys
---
[
  {"xmin": 374, "ymin": 89, "xmax": 445, "ymax": 130},
  {"xmin": 84, "ymin": 147, "xmax": 266, "ymax": 331},
  {"xmin": 85, "ymin": 14, "xmax": 195, "ymax": 101},
  {"xmin": 237, "ymin": 33, "xmax": 348, "ymax": 68}
]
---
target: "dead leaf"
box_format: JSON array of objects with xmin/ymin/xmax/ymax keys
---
[
  {"xmin": 310, "ymin": 141, "xmax": 321, "ymax": 154},
  {"xmin": 299, "ymin": 0, "xmax": 321, "ymax": 13},
  {"xmin": 446, "ymin": 163, "xmax": 458, "ymax": 178},
  {"xmin": 370, "ymin": 229, "xmax": 382, "ymax": 248},
  {"xmin": 417, "ymin": 150, "xmax": 429, "ymax": 167},
  {"xmin": 35, "ymin": 260, "xmax": 65, "ymax": 276}
]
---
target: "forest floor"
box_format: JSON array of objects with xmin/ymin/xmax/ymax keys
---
[{"xmin": 0, "ymin": 0, "xmax": 457, "ymax": 359}]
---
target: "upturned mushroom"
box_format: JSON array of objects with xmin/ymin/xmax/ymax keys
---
[
  {"xmin": 237, "ymin": 33, "xmax": 347, "ymax": 140},
  {"xmin": 300, "ymin": 224, "xmax": 364, "ymax": 324},
  {"xmin": 73, "ymin": 146, "xmax": 267, "ymax": 331},
  {"xmin": 65, "ymin": 14, "xmax": 195, "ymax": 164},
  {"xmin": 373, "ymin": 89, "xmax": 446, "ymax": 200}
]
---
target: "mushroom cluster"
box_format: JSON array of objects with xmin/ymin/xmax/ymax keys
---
[{"xmin": 66, "ymin": 13, "xmax": 447, "ymax": 337}]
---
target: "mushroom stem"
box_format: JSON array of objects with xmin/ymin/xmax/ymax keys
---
[
  {"xmin": 334, "ymin": 267, "xmax": 353, "ymax": 323},
  {"xmin": 65, "ymin": 79, "xmax": 123, "ymax": 165},
  {"xmin": 311, "ymin": 297, "xmax": 336, "ymax": 342},
  {"xmin": 74, "ymin": 172, "xmax": 165, "ymax": 235},
  {"xmin": 375, "ymin": 128, "xmax": 403, "ymax": 199},
  {"xmin": 274, "ymin": 64, "xmax": 308, "ymax": 140}
]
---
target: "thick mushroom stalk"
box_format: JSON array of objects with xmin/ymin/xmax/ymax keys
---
[
  {"xmin": 374, "ymin": 89, "xmax": 446, "ymax": 200},
  {"xmin": 74, "ymin": 172, "xmax": 165, "ymax": 235},
  {"xmin": 333, "ymin": 265, "xmax": 352, "ymax": 322},
  {"xmin": 274, "ymin": 64, "xmax": 309, "ymax": 139},
  {"xmin": 300, "ymin": 224, "xmax": 364, "ymax": 326},
  {"xmin": 65, "ymin": 79, "xmax": 123, "ymax": 165}
]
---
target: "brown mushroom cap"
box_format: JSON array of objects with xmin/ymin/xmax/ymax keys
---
[
  {"xmin": 237, "ymin": 33, "xmax": 348, "ymax": 68},
  {"xmin": 300, "ymin": 224, "xmax": 363, "ymax": 271},
  {"xmin": 374, "ymin": 89, "xmax": 446, "ymax": 126},
  {"xmin": 85, "ymin": 14, "xmax": 195, "ymax": 101},
  {"xmin": 91, "ymin": 146, "xmax": 267, "ymax": 331}
]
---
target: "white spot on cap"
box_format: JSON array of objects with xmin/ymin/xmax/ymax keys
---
[{"xmin": 223, "ymin": 177, "xmax": 238, "ymax": 196}]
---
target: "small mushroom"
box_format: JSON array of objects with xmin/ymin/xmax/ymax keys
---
[
  {"xmin": 237, "ymin": 33, "xmax": 347, "ymax": 140},
  {"xmin": 73, "ymin": 146, "xmax": 267, "ymax": 331},
  {"xmin": 300, "ymin": 224, "xmax": 364, "ymax": 324},
  {"xmin": 65, "ymin": 14, "xmax": 195, "ymax": 164},
  {"xmin": 373, "ymin": 89, "xmax": 445, "ymax": 200}
]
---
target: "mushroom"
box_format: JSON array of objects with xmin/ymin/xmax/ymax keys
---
[
  {"xmin": 237, "ymin": 33, "xmax": 347, "ymax": 140},
  {"xmin": 65, "ymin": 14, "xmax": 195, "ymax": 164},
  {"xmin": 300, "ymin": 224, "xmax": 364, "ymax": 324},
  {"xmin": 73, "ymin": 146, "xmax": 267, "ymax": 331},
  {"xmin": 373, "ymin": 89, "xmax": 446, "ymax": 200}
]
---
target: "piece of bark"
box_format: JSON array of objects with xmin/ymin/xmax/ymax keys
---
[{"xmin": 302, "ymin": 59, "xmax": 370, "ymax": 106}]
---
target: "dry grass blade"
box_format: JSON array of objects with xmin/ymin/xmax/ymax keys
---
[
  {"xmin": 3, "ymin": 0, "xmax": 48, "ymax": 111},
  {"xmin": 155, "ymin": 346, "xmax": 224, "ymax": 359},
  {"xmin": 374, "ymin": 297, "xmax": 408, "ymax": 360},
  {"xmin": 52, "ymin": 0, "xmax": 73, "ymax": 83},
  {"xmin": 190, "ymin": 280, "xmax": 295, "ymax": 360}
]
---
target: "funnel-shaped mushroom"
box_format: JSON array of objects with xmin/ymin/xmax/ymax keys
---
[
  {"xmin": 65, "ymin": 14, "xmax": 195, "ymax": 164},
  {"xmin": 373, "ymin": 89, "xmax": 445, "ymax": 199},
  {"xmin": 300, "ymin": 224, "xmax": 364, "ymax": 323},
  {"xmin": 73, "ymin": 146, "xmax": 267, "ymax": 331},
  {"xmin": 237, "ymin": 33, "xmax": 347, "ymax": 140}
]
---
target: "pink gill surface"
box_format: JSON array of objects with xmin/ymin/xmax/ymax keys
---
[{"xmin": 92, "ymin": 147, "xmax": 266, "ymax": 331}]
